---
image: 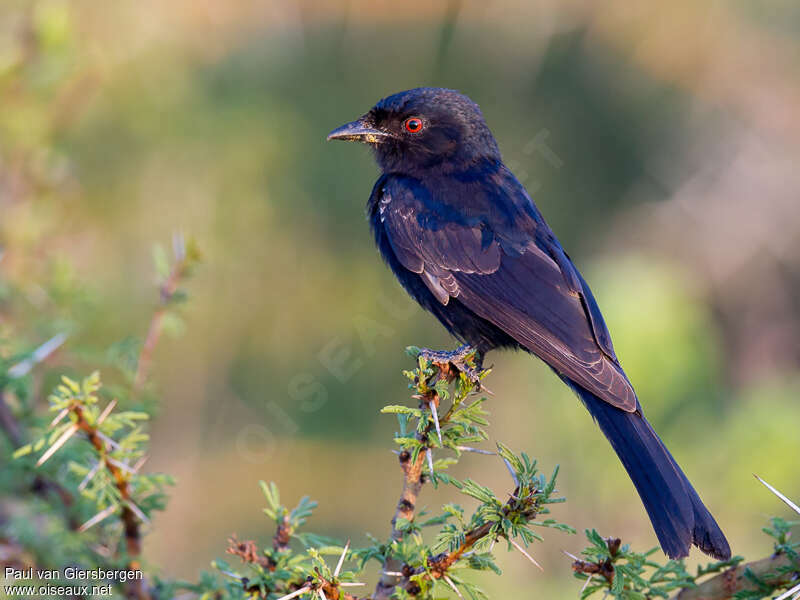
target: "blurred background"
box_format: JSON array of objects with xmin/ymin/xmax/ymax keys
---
[{"xmin": 1, "ymin": 0, "xmax": 799, "ymax": 597}]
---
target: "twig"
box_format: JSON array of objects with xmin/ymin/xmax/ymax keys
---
[
  {"xmin": 274, "ymin": 513, "xmax": 292, "ymax": 551},
  {"xmin": 375, "ymin": 482, "xmax": 546, "ymax": 600},
  {"xmin": 375, "ymin": 354, "xmax": 494, "ymax": 600},
  {"xmin": 133, "ymin": 237, "xmax": 192, "ymax": 392},
  {"xmin": 226, "ymin": 535, "xmax": 273, "ymax": 570}
]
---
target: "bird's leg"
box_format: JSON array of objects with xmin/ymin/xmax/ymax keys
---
[{"xmin": 417, "ymin": 344, "xmax": 484, "ymax": 389}]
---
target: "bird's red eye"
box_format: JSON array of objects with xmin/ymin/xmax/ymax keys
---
[{"xmin": 404, "ymin": 117, "xmax": 424, "ymax": 133}]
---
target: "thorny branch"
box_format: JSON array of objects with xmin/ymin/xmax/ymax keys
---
[
  {"xmin": 374, "ymin": 358, "xmax": 544, "ymax": 600},
  {"xmin": 672, "ymin": 553, "xmax": 800, "ymax": 599},
  {"xmin": 374, "ymin": 360, "xmax": 454, "ymax": 600},
  {"xmin": 227, "ymin": 524, "xmax": 365, "ymax": 600},
  {"xmin": 55, "ymin": 402, "xmax": 151, "ymax": 600},
  {"xmin": 570, "ymin": 533, "xmax": 800, "ymax": 600},
  {"xmin": 570, "ymin": 536, "xmax": 620, "ymax": 586}
]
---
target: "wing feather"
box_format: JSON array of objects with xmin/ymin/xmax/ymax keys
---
[{"xmin": 378, "ymin": 176, "xmax": 636, "ymax": 412}]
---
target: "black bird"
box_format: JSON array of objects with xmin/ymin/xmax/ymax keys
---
[{"xmin": 328, "ymin": 87, "xmax": 730, "ymax": 560}]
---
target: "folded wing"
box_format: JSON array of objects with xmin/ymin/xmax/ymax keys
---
[{"xmin": 378, "ymin": 175, "xmax": 637, "ymax": 412}]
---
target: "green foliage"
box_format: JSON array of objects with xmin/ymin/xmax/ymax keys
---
[
  {"xmin": 14, "ymin": 372, "xmax": 172, "ymax": 531},
  {"xmin": 763, "ymin": 516, "xmax": 800, "ymax": 561},
  {"xmin": 1, "ymin": 232, "xmax": 196, "ymax": 593},
  {"xmin": 573, "ymin": 530, "xmax": 696, "ymax": 599},
  {"xmin": 0, "ymin": 22, "xmax": 201, "ymax": 582},
  {"xmin": 186, "ymin": 482, "xmax": 360, "ymax": 600},
  {"xmin": 574, "ymin": 518, "xmax": 800, "ymax": 600},
  {"xmin": 184, "ymin": 350, "xmax": 574, "ymax": 600},
  {"xmin": 1, "ymin": 3, "xmax": 797, "ymax": 599}
]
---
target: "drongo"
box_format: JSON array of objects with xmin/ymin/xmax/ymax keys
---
[{"xmin": 328, "ymin": 87, "xmax": 730, "ymax": 560}]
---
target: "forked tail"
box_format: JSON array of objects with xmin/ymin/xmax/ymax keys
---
[{"xmin": 569, "ymin": 381, "xmax": 731, "ymax": 560}]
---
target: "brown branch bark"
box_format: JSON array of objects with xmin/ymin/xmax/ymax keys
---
[
  {"xmin": 420, "ymin": 485, "xmax": 539, "ymax": 584},
  {"xmin": 373, "ymin": 444, "xmax": 428, "ymax": 600},
  {"xmin": 73, "ymin": 405, "xmax": 150, "ymax": 600},
  {"xmin": 374, "ymin": 373, "xmax": 449, "ymax": 600},
  {"xmin": 673, "ymin": 553, "xmax": 799, "ymax": 600},
  {"xmin": 427, "ymin": 520, "xmax": 494, "ymax": 576},
  {"xmin": 374, "ymin": 358, "xmax": 499, "ymax": 600}
]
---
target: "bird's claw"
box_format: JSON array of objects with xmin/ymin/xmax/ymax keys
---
[{"xmin": 417, "ymin": 344, "xmax": 484, "ymax": 390}]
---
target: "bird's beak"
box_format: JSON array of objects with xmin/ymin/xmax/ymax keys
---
[{"xmin": 327, "ymin": 119, "xmax": 391, "ymax": 144}]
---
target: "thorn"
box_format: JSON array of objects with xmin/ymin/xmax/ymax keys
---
[
  {"xmin": 562, "ymin": 550, "xmax": 580, "ymax": 561},
  {"xmin": 132, "ymin": 455, "xmax": 149, "ymax": 473},
  {"xmin": 97, "ymin": 399, "xmax": 117, "ymax": 425},
  {"xmin": 217, "ymin": 567, "xmax": 242, "ymax": 580},
  {"xmin": 754, "ymin": 474, "xmax": 800, "ymax": 515},
  {"xmin": 49, "ymin": 408, "xmax": 70, "ymax": 428},
  {"xmin": 581, "ymin": 574, "xmax": 594, "ymax": 593},
  {"xmin": 317, "ymin": 589, "xmax": 327, "ymax": 600},
  {"xmin": 172, "ymin": 230, "xmax": 186, "ymax": 262},
  {"xmin": 508, "ymin": 538, "xmax": 544, "ymax": 571},
  {"xmin": 391, "ymin": 450, "xmax": 401, "ymax": 456},
  {"xmin": 502, "ymin": 458, "xmax": 519, "ymax": 487},
  {"xmin": 96, "ymin": 431, "xmax": 120, "ymax": 450},
  {"xmin": 106, "ymin": 456, "xmax": 136, "ymax": 475},
  {"xmin": 426, "ymin": 448, "xmax": 434, "ymax": 474},
  {"xmin": 455, "ymin": 446, "xmax": 495, "ymax": 455},
  {"xmin": 125, "ymin": 499, "xmax": 150, "ymax": 524},
  {"xmin": 775, "ymin": 581, "xmax": 800, "ymax": 600},
  {"xmin": 276, "ymin": 586, "xmax": 311, "ymax": 600},
  {"xmin": 339, "ymin": 583, "xmax": 365, "ymax": 587},
  {"xmin": 443, "ymin": 575, "xmax": 463, "ymax": 598},
  {"xmin": 79, "ymin": 504, "xmax": 117, "ymax": 532},
  {"xmin": 334, "ymin": 540, "xmax": 350, "ymax": 577},
  {"xmin": 430, "ymin": 400, "xmax": 442, "ymax": 445},
  {"xmin": 8, "ymin": 333, "xmax": 68, "ymax": 378},
  {"xmin": 382, "ymin": 571, "xmax": 403, "ymax": 577},
  {"xmin": 78, "ymin": 459, "xmax": 104, "ymax": 491},
  {"xmin": 90, "ymin": 543, "xmax": 113, "ymax": 558},
  {"xmin": 37, "ymin": 423, "xmax": 79, "ymax": 466}
]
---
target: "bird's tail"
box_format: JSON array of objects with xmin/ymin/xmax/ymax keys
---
[{"xmin": 570, "ymin": 382, "xmax": 731, "ymax": 560}]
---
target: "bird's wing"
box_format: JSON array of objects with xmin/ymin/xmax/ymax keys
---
[{"xmin": 378, "ymin": 175, "xmax": 637, "ymax": 412}]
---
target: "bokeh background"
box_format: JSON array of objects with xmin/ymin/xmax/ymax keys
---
[{"xmin": 1, "ymin": 1, "xmax": 799, "ymax": 597}]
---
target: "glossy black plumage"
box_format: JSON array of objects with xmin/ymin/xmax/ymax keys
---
[{"xmin": 329, "ymin": 87, "xmax": 730, "ymax": 560}]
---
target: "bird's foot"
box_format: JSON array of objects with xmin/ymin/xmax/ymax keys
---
[{"xmin": 416, "ymin": 344, "xmax": 485, "ymax": 390}]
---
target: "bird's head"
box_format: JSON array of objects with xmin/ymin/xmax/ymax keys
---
[{"xmin": 327, "ymin": 88, "xmax": 501, "ymax": 174}]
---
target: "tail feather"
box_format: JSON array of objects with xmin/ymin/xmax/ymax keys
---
[
  {"xmin": 679, "ymin": 467, "xmax": 732, "ymax": 560},
  {"xmin": 569, "ymin": 381, "xmax": 731, "ymax": 560}
]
